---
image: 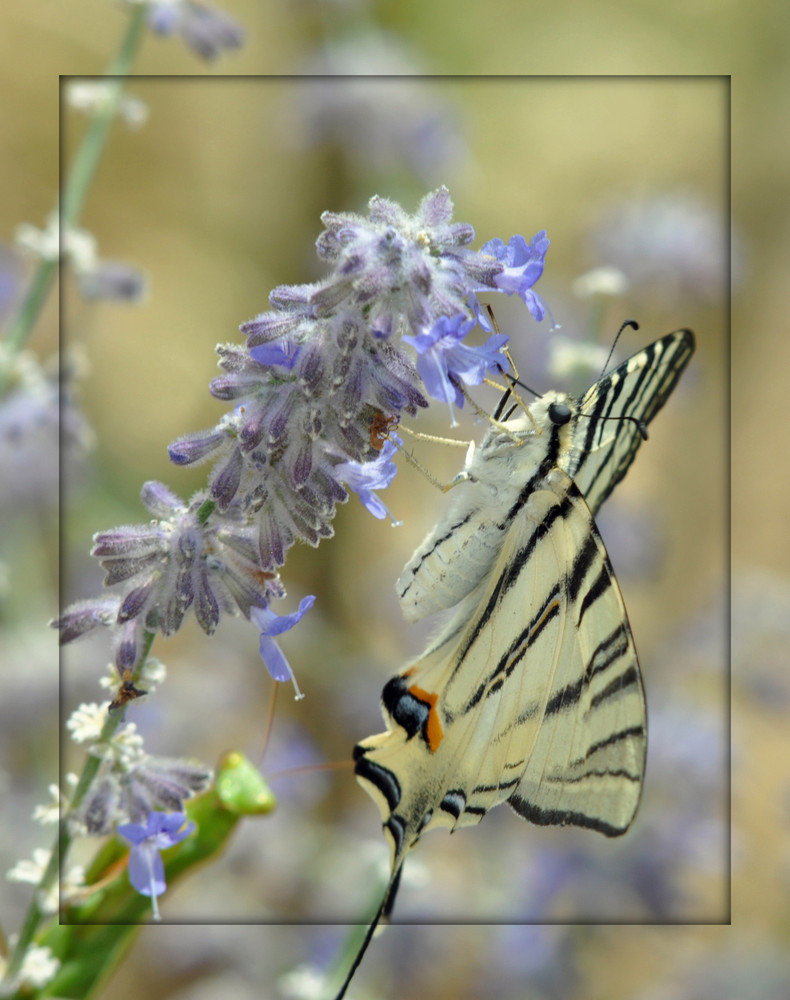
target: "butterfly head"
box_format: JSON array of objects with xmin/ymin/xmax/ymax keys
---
[{"xmin": 547, "ymin": 400, "xmax": 572, "ymax": 426}]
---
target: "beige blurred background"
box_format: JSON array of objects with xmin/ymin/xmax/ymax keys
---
[{"xmin": 0, "ymin": 2, "xmax": 782, "ymax": 1000}]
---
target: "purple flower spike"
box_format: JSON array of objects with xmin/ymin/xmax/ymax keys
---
[
  {"xmin": 251, "ymin": 595, "xmax": 316, "ymax": 701},
  {"xmin": 146, "ymin": 2, "xmax": 245, "ymax": 62},
  {"xmin": 118, "ymin": 811, "xmax": 195, "ymax": 920},
  {"xmin": 482, "ymin": 231, "xmax": 550, "ymax": 321},
  {"xmin": 403, "ymin": 314, "xmax": 508, "ymax": 423}
]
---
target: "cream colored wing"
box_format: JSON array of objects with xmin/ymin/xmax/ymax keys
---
[
  {"xmin": 567, "ymin": 329, "xmax": 694, "ymax": 515},
  {"xmin": 397, "ymin": 330, "xmax": 694, "ymax": 623},
  {"xmin": 355, "ymin": 470, "xmax": 646, "ymax": 875}
]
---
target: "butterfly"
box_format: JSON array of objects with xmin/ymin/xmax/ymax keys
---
[{"xmin": 334, "ymin": 328, "xmax": 695, "ymax": 998}]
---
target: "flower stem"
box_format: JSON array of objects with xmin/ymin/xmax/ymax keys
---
[
  {"xmin": 0, "ymin": 3, "xmax": 147, "ymax": 396},
  {"xmin": 0, "ymin": 626, "xmax": 155, "ymax": 990}
]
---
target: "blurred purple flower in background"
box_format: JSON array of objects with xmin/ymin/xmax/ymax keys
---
[{"xmin": 590, "ymin": 191, "xmax": 737, "ymax": 303}]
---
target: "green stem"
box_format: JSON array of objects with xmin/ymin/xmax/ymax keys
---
[
  {"xmin": 0, "ymin": 3, "xmax": 147, "ymax": 395},
  {"xmin": 1, "ymin": 626, "xmax": 155, "ymax": 988},
  {"xmin": 8, "ymin": 754, "xmax": 275, "ymax": 1000}
]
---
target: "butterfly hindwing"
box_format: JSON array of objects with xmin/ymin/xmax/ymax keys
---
[
  {"xmin": 356, "ymin": 469, "xmax": 645, "ymax": 874},
  {"xmin": 504, "ymin": 473, "xmax": 645, "ymax": 836}
]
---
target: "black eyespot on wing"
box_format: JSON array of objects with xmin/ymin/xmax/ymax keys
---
[{"xmin": 382, "ymin": 674, "xmax": 437, "ymax": 747}]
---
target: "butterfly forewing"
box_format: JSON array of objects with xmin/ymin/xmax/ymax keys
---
[
  {"xmin": 568, "ymin": 329, "xmax": 695, "ymax": 514},
  {"xmin": 397, "ymin": 330, "xmax": 694, "ymax": 624}
]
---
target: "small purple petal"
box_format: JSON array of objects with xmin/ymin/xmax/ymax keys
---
[
  {"xmin": 253, "ymin": 594, "xmax": 316, "ymax": 638},
  {"xmin": 482, "ymin": 231, "xmax": 550, "ymax": 320},
  {"xmin": 335, "ymin": 439, "xmax": 401, "ymax": 521},
  {"xmin": 249, "ymin": 339, "xmax": 301, "ymax": 369},
  {"xmin": 251, "ymin": 595, "xmax": 316, "ymax": 699},
  {"xmin": 414, "ymin": 347, "xmax": 462, "ymax": 408},
  {"xmin": 403, "ymin": 313, "xmax": 507, "ymax": 419},
  {"xmin": 118, "ymin": 811, "xmax": 195, "ymax": 909}
]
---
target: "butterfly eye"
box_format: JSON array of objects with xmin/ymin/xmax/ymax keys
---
[{"xmin": 548, "ymin": 401, "xmax": 572, "ymax": 426}]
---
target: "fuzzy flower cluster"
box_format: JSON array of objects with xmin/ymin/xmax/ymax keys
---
[
  {"xmin": 133, "ymin": 0, "xmax": 245, "ymax": 61},
  {"xmin": 55, "ymin": 188, "xmax": 549, "ymax": 695},
  {"xmin": 64, "ymin": 702, "xmax": 211, "ymax": 837}
]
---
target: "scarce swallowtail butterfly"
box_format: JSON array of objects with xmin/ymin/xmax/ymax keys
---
[{"xmin": 334, "ymin": 328, "xmax": 695, "ymax": 999}]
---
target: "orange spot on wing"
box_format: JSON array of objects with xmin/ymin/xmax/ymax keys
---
[{"xmin": 408, "ymin": 683, "xmax": 444, "ymax": 752}]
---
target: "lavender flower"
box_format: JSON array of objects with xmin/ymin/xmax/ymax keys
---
[
  {"xmin": 77, "ymin": 260, "xmax": 147, "ymax": 303},
  {"xmin": 481, "ymin": 231, "xmax": 550, "ymax": 320},
  {"xmin": 590, "ymin": 191, "xmax": 736, "ymax": 302},
  {"xmin": 174, "ymin": 188, "xmax": 548, "ymax": 570},
  {"xmin": 293, "ymin": 36, "xmax": 464, "ymax": 186},
  {"xmin": 118, "ymin": 811, "xmax": 195, "ymax": 919},
  {"xmin": 335, "ymin": 437, "xmax": 402, "ymax": 522},
  {"xmin": 251, "ymin": 595, "xmax": 316, "ymax": 700},
  {"xmin": 66, "ymin": 695, "xmax": 211, "ymax": 837},
  {"xmin": 402, "ymin": 314, "xmax": 508, "ymax": 422},
  {"xmin": 56, "ymin": 480, "xmax": 285, "ymax": 672},
  {"xmin": 0, "ymin": 351, "xmax": 93, "ymax": 512},
  {"xmin": 57, "ymin": 189, "xmax": 549, "ymax": 694},
  {"xmin": 143, "ymin": 1, "xmax": 245, "ymax": 61}
]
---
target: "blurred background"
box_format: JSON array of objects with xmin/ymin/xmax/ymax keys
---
[{"xmin": 0, "ymin": 2, "xmax": 780, "ymax": 999}]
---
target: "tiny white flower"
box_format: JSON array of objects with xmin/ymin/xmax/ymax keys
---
[
  {"xmin": 90, "ymin": 720, "xmax": 145, "ymax": 768},
  {"xmin": 66, "ymin": 702, "xmax": 107, "ymax": 743},
  {"xmin": 66, "ymin": 81, "xmax": 148, "ymax": 127},
  {"xmin": 60, "ymin": 864, "xmax": 87, "ymax": 905},
  {"xmin": 277, "ymin": 963, "xmax": 327, "ymax": 1000},
  {"xmin": 15, "ymin": 211, "xmax": 98, "ymax": 270},
  {"xmin": 37, "ymin": 883, "xmax": 60, "ymax": 915},
  {"xmin": 20, "ymin": 944, "xmax": 60, "ymax": 988},
  {"xmin": 15, "ymin": 218, "xmax": 60, "ymax": 262},
  {"xmin": 547, "ymin": 336, "xmax": 611, "ymax": 382},
  {"xmin": 99, "ymin": 659, "xmax": 166, "ymax": 697},
  {"xmin": 572, "ymin": 265, "xmax": 629, "ymax": 298},
  {"xmin": 7, "ymin": 848, "xmax": 51, "ymax": 884},
  {"xmin": 32, "ymin": 784, "xmax": 64, "ymax": 825},
  {"xmin": 112, "ymin": 722, "xmax": 145, "ymax": 756},
  {"xmin": 140, "ymin": 657, "xmax": 167, "ymax": 688}
]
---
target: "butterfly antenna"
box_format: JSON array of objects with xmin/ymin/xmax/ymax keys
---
[
  {"xmin": 483, "ymin": 305, "xmax": 541, "ymax": 424},
  {"xmin": 598, "ymin": 318, "xmax": 640, "ymax": 380},
  {"xmin": 332, "ymin": 863, "xmax": 404, "ymax": 1000}
]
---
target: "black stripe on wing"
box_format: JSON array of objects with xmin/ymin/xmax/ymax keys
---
[
  {"xmin": 508, "ymin": 797, "xmax": 633, "ymax": 837},
  {"xmin": 574, "ymin": 330, "xmax": 694, "ymax": 513}
]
